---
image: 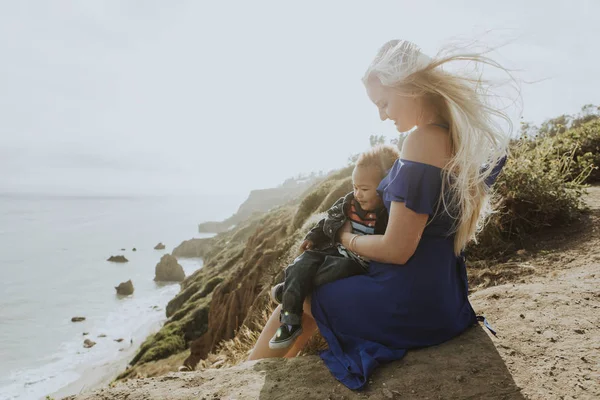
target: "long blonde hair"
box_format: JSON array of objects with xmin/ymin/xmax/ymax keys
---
[{"xmin": 363, "ymin": 40, "xmax": 513, "ymax": 255}]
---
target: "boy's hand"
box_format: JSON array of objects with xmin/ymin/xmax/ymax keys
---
[{"xmin": 300, "ymin": 239, "xmax": 314, "ymax": 251}]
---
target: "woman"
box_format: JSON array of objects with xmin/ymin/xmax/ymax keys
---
[{"xmin": 248, "ymin": 40, "xmax": 511, "ymax": 389}]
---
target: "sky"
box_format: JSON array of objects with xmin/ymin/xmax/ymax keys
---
[{"xmin": 1, "ymin": 1, "xmax": 599, "ymax": 197}]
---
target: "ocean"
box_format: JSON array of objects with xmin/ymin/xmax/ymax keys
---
[{"xmin": 0, "ymin": 192, "xmax": 241, "ymax": 399}]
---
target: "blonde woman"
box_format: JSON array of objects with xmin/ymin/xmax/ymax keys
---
[{"xmin": 249, "ymin": 40, "xmax": 510, "ymax": 389}]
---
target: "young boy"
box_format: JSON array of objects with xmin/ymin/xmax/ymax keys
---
[{"xmin": 269, "ymin": 145, "xmax": 400, "ymax": 349}]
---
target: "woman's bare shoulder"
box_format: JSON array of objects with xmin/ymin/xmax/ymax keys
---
[{"xmin": 401, "ymin": 125, "xmax": 452, "ymax": 169}]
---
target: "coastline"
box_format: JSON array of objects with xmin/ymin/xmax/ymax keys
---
[
  {"xmin": 49, "ymin": 316, "xmax": 165, "ymax": 399},
  {"xmin": 36, "ymin": 256, "xmax": 204, "ymax": 400},
  {"xmin": 46, "ymin": 255, "xmax": 209, "ymax": 400},
  {"xmin": 50, "ymin": 351, "xmax": 131, "ymax": 400}
]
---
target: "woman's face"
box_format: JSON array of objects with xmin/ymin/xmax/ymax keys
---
[{"xmin": 366, "ymin": 79, "xmax": 418, "ymax": 132}]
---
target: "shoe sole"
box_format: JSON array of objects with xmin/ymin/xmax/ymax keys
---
[
  {"xmin": 270, "ymin": 283, "xmax": 283, "ymax": 304},
  {"xmin": 268, "ymin": 327, "xmax": 303, "ymax": 350}
]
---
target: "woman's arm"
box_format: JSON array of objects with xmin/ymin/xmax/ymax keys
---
[
  {"xmin": 339, "ymin": 202, "xmax": 428, "ymax": 264},
  {"xmin": 340, "ymin": 125, "xmax": 451, "ymax": 265}
]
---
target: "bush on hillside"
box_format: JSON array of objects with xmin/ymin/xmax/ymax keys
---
[
  {"xmin": 468, "ymin": 135, "xmax": 592, "ymax": 259},
  {"xmin": 549, "ymin": 119, "xmax": 600, "ymax": 183}
]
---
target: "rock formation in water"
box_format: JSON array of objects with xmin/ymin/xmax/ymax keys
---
[
  {"xmin": 154, "ymin": 254, "xmax": 185, "ymax": 282},
  {"xmin": 115, "ymin": 280, "xmax": 134, "ymax": 295},
  {"xmin": 107, "ymin": 255, "xmax": 129, "ymax": 263}
]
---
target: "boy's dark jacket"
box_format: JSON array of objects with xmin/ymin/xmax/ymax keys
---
[{"xmin": 304, "ymin": 191, "xmax": 388, "ymax": 250}]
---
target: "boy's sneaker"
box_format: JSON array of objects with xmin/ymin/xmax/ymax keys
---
[
  {"xmin": 270, "ymin": 283, "xmax": 284, "ymax": 304},
  {"xmin": 268, "ymin": 324, "xmax": 302, "ymax": 349}
]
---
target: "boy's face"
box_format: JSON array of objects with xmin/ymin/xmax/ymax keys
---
[{"xmin": 352, "ymin": 165, "xmax": 383, "ymax": 211}]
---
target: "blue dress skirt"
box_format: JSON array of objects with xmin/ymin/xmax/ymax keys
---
[{"xmin": 311, "ymin": 158, "xmax": 505, "ymax": 389}]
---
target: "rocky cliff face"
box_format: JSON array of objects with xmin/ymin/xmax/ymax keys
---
[
  {"xmin": 171, "ymin": 238, "xmax": 214, "ymax": 258},
  {"xmin": 198, "ymin": 178, "xmax": 318, "ymax": 233},
  {"xmin": 116, "ymin": 170, "xmax": 351, "ymax": 381}
]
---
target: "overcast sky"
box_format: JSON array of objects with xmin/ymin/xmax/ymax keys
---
[{"xmin": 1, "ymin": 1, "xmax": 598, "ymax": 196}]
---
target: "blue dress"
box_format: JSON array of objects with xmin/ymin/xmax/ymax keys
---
[{"xmin": 311, "ymin": 157, "xmax": 505, "ymax": 390}]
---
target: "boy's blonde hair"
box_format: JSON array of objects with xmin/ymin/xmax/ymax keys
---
[{"xmin": 355, "ymin": 144, "xmax": 400, "ymax": 180}]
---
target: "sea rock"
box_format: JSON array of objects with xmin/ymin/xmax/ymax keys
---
[
  {"xmin": 115, "ymin": 280, "xmax": 134, "ymax": 295},
  {"xmin": 114, "ymin": 338, "xmax": 124, "ymax": 343},
  {"xmin": 71, "ymin": 316, "xmax": 86, "ymax": 322},
  {"xmin": 83, "ymin": 339, "xmax": 96, "ymax": 348},
  {"xmin": 107, "ymin": 255, "xmax": 129, "ymax": 263},
  {"xmin": 120, "ymin": 248, "xmax": 126, "ymax": 251},
  {"xmin": 132, "ymin": 248, "xmax": 137, "ymax": 252},
  {"xmin": 154, "ymin": 254, "xmax": 185, "ymax": 282},
  {"xmin": 154, "ymin": 242, "xmax": 166, "ymax": 250},
  {"xmin": 98, "ymin": 334, "xmax": 107, "ymax": 338},
  {"xmin": 82, "ymin": 332, "xmax": 89, "ymax": 336}
]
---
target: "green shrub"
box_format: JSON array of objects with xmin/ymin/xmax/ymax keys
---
[
  {"xmin": 138, "ymin": 332, "xmax": 186, "ymax": 364},
  {"xmin": 469, "ymin": 136, "xmax": 592, "ymax": 259},
  {"xmin": 549, "ymin": 119, "xmax": 600, "ymax": 182},
  {"xmin": 131, "ymin": 323, "xmax": 187, "ymax": 365}
]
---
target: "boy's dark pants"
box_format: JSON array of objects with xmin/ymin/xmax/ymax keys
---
[{"xmin": 280, "ymin": 247, "xmax": 367, "ymax": 325}]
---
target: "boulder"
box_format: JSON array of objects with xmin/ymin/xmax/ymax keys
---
[
  {"xmin": 82, "ymin": 332, "xmax": 89, "ymax": 336},
  {"xmin": 115, "ymin": 280, "xmax": 134, "ymax": 296},
  {"xmin": 98, "ymin": 334, "xmax": 107, "ymax": 338},
  {"xmin": 71, "ymin": 316, "xmax": 86, "ymax": 322},
  {"xmin": 132, "ymin": 248, "xmax": 137, "ymax": 252},
  {"xmin": 154, "ymin": 254, "xmax": 185, "ymax": 282},
  {"xmin": 107, "ymin": 255, "xmax": 128, "ymax": 263},
  {"xmin": 120, "ymin": 248, "xmax": 126, "ymax": 251},
  {"xmin": 154, "ymin": 242, "xmax": 166, "ymax": 250},
  {"xmin": 114, "ymin": 338, "xmax": 124, "ymax": 343},
  {"xmin": 83, "ymin": 339, "xmax": 96, "ymax": 348}
]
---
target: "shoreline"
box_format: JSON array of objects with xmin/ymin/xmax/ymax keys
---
[
  {"xmin": 46, "ymin": 257, "xmax": 207, "ymax": 400},
  {"xmin": 50, "ymin": 319, "xmax": 162, "ymax": 400}
]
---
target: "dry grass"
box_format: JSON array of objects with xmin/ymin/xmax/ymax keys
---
[
  {"xmin": 291, "ymin": 180, "xmax": 338, "ymax": 230},
  {"xmin": 199, "ymin": 311, "xmax": 271, "ymax": 369},
  {"xmin": 317, "ymin": 176, "xmax": 353, "ymax": 213}
]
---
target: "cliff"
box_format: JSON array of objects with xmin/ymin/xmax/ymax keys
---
[{"xmin": 197, "ymin": 177, "xmax": 319, "ymax": 233}]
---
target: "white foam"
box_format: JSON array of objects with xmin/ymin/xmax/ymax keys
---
[{"xmin": 1, "ymin": 260, "xmax": 202, "ymax": 400}]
